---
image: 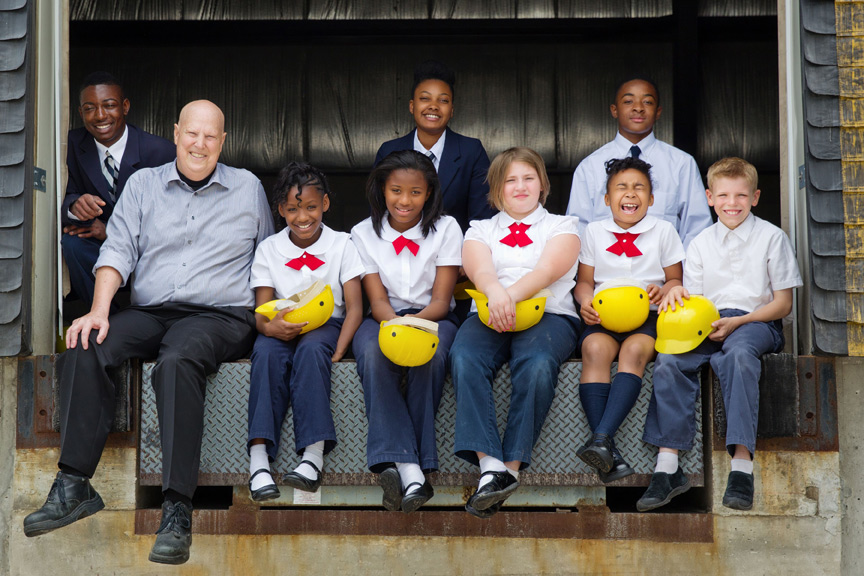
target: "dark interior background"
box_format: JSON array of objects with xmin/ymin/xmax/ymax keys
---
[{"xmin": 69, "ymin": 0, "xmax": 780, "ymax": 233}]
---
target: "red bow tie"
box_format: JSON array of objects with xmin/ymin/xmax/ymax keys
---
[
  {"xmin": 500, "ymin": 222, "xmax": 533, "ymax": 248},
  {"xmin": 393, "ymin": 235, "xmax": 419, "ymax": 256},
  {"xmin": 286, "ymin": 251, "xmax": 325, "ymax": 271},
  {"xmin": 606, "ymin": 232, "xmax": 643, "ymax": 257}
]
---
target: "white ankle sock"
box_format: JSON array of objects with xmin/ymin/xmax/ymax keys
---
[
  {"xmin": 395, "ymin": 462, "xmax": 425, "ymax": 494},
  {"xmin": 730, "ymin": 458, "xmax": 754, "ymax": 475},
  {"xmin": 249, "ymin": 443, "xmax": 274, "ymax": 491},
  {"xmin": 478, "ymin": 456, "xmax": 508, "ymax": 489},
  {"xmin": 294, "ymin": 441, "xmax": 325, "ymax": 480},
  {"xmin": 507, "ymin": 467, "xmax": 520, "ymax": 481},
  {"xmin": 655, "ymin": 452, "xmax": 679, "ymax": 475}
]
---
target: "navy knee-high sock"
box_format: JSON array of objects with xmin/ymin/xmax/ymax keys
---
[
  {"xmin": 595, "ymin": 372, "xmax": 643, "ymax": 437},
  {"xmin": 579, "ymin": 382, "xmax": 611, "ymax": 432}
]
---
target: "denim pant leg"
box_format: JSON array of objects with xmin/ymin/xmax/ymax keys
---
[
  {"xmin": 503, "ymin": 314, "xmax": 579, "ymax": 468},
  {"xmin": 248, "ymin": 333, "xmax": 296, "ymax": 461},
  {"xmin": 353, "ymin": 317, "xmax": 419, "ymax": 471},
  {"xmin": 711, "ymin": 319, "xmax": 782, "ymax": 456},
  {"xmin": 452, "ymin": 315, "xmax": 514, "ymax": 466},
  {"xmin": 289, "ymin": 318, "xmax": 343, "ymax": 455}
]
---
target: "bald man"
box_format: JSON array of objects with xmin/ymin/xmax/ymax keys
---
[{"xmin": 24, "ymin": 101, "xmax": 274, "ymax": 565}]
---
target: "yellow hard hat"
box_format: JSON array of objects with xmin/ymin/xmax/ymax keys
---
[
  {"xmin": 255, "ymin": 280, "xmax": 335, "ymax": 334},
  {"xmin": 454, "ymin": 280, "xmax": 476, "ymax": 301},
  {"xmin": 465, "ymin": 288, "xmax": 551, "ymax": 332},
  {"xmin": 378, "ymin": 317, "xmax": 440, "ymax": 367},
  {"xmin": 592, "ymin": 279, "xmax": 650, "ymax": 333},
  {"xmin": 655, "ymin": 295, "xmax": 720, "ymax": 354}
]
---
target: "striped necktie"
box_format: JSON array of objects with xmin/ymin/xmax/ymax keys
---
[
  {"xmin": 427, "ymin": 151, "xmax": 437, "ymax": 165},
  {"xmin": 104, "ymin": 151, "xmax": 119, "ymax": 201}
]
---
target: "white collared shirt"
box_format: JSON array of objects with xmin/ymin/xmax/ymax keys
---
[
  {"xmin": 413, "ymin": 130, "xmax": 446, "ymax": 171},
  {"xmin": 94, "ymin": 124, "xmax": 129, "ymax": 168},
  {"xmin": 464, "ymin": 205, "xmax": 581, "ymax": 318},
  {"xmin": 567, "ymin": 131, "xmax": 712, "ymax": 249},
  {"xmin": 250, "ymin": 224, "xmax": 364, "ymax": 318},
  {"xmin": 685, "ymin": 214, "xmax": 802, "ymax": 313},
  {"xmin": 351, "ymin": 214, "xmax": 463, "ymax": 312},
  {"xmin": 580, "ymin": 215, "xmax": 685, "ymax": 310}
]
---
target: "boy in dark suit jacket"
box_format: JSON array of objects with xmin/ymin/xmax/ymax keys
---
[
  {"xmin": 374, "ymin": 61, "xmax": 495, "ymax": 232},
  {"xmin": 61, "ymin": 72, "xmax": 175, "ymax": 308}
]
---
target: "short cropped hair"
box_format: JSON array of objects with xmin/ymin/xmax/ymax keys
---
[
  {"xmin": 486, "ymin": 147, "xmax": 551, "ymax": 211},
  {"xmin": 79, "ymin": 71, "xmax": 123, "ymax": 100},
  {"xmin": 707, "ymin": 157, "xmax": 758, "ymax": 192},
  {"xmin": 614, "ymin": 76, "xmax": 660, "ymax": 106},
  {"xmin": 411, "ymin": 60, "xmax": 456, "ymax": 99}
]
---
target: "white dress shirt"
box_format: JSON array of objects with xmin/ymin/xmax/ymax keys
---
[
  {"xmin": 413, "ymin": 130, "xmax": 446, "ymax": 171},
  {"xmin": 351, "ymin": 214, "xmax": 463, "ymax": 312},
  {"xmin": 250, "ymin": 224, "xmax": 364, "ymax": 318},
  {"xmin": 684, "ymin": 214, "xmax": 802, "ymax": 313}
]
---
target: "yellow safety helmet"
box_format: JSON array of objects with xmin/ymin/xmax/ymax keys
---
[
  {"xmin": 592, "ymin": 278, "xmax": 650, "ymax": 333},
  {"xmin": 655, "ymin": 295, "xmax": 720, "ymax": 354},
  {"xmin": 453, "ymin": 279, "xmax": 476, "ymax": 301},
  {"xmin": 378, "ymin": 318, "xmax": 440, "ymax": 367},
  {"xmin": 255, "ymin": 281, "xmax": 335, "ymax": 334},
  {"xmin": 465, "ymin": 288, "xmax": 551, "ymax": 332}
]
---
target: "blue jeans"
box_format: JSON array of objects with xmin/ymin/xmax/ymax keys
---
[
  {"xmin": 643, "ymin": 309, "xmax": 784, "ymax": 456},
  {"xmin": 247, "ymin": 318, "xmax": 343, "ymax": 461},
  {"xmin": 352, "ymin": 310, "xmax": 458, "ymax": 472},
  {"xmin": 452, "ymin": 313, "xmax": 581, "ymax": 469}
]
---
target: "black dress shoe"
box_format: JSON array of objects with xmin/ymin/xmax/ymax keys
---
[
  {"xmin": 722, "ymin": 471, "xmax": 754, "ymax": 511},
  {"xmin": 401, "ymin": 481, "xmax": 434, "ymax": 514},
  {"xmin": 577, "ymin": 433, "xmax": 615, "ymax": 473},
  {"xmin": 379, "ymin": 467, "xmax": 403, "ymax": 511},
  {"xmin": 282, "ymin": 460, "xmax": 322, "ymax": 493},
  {"xmin": 466, "ymin": 499, "xmax": 503, "ymax": 519},
  {"xmin": 598, "ymin": 446, "xmax": 635, "ymax": 484},
  {"xmin": 249, "ymin": 468, "xmax": 281, "ymax": 502},
  {"xmin": 636, "ymin": 468, "xmax": 691, "ymax": 512},
  {"xmin": 466, "ymin": 471, "xmax": 519, "ymax": 511},
  {"xmin": 149, "ymin": 500, "xmax": 193, "ymax": 565},
  {"xmin": 23, "ymin": 471, "xmax": 104, "ymax": 537}
]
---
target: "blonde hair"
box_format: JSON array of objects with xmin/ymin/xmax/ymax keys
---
[
  {"xmin": 707, "ymin": 157, "xmax": 758, "ymax": 192},
  {"xmin": 486, "ymin": 147, "xmax": 551, "ymax": 211}
]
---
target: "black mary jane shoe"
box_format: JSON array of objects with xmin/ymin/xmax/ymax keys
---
[
  {"xmin": 598, "ymin": 446, "xmax": 635, "ymax": 484},
  {"xmin": 466, "ymin": 470, "xmax": 519, "ymax": 512},
  {"xmin": 401, "ymin": 481, "xmax": 434, "ymax": 514},
  {"xmin": 577, "ymin": 433, "xmax": 615, "ymax": 474},
  {"xmin": 466, "ymin": 499, "xmax": 503, "ymax": 519},
  {"xmin": 282, "ymin": 460, "xmax": 322, "ymax": 493},
  {"xmin": 248, "ymin": 468, "xmax": 280, "ymax": 502},
  {"xmin": 379, "ymin": 467, "xmax": 404, "ymax": 511}
]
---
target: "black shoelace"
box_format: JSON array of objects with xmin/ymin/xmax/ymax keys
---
[{"xmin": 156, "ymin": 504, "xmax": 191, "ymax": 534}]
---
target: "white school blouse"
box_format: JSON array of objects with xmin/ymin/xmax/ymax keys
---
[
  {"xmin": 351, "ymin": 214, "xmax": 463, "ymax": 312},
  {"xmin": 250, "ymin": 224, "xmax": 364, "ymax": 318},
  {"xmin": 684, "ymin": 214, "xmax": 802, "ymax": 313},
  {"xmin": 579, "ymin": 215, "xmax": 685, "ymax": 310},
  {"xmin": 464, "ymin": 206, "xmax": 580, "ymax": 318}
]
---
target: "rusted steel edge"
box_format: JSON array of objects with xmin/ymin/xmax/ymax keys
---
[{"xmin": 134, "ymin": 508, "xmax": 713, "ymax": 541}]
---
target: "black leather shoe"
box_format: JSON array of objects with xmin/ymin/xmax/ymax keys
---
[
  {"xmin": 401, "ymin": 480, "xmax": 434, "ymax": 513},
  {"xmin": 149, "ymin": 501, "xmax": 193, "ymax": 565},
  {"xmin": 722, "ymin": 471, "xmax": 754, "ymax": 511},
  {"xmin": 249, "ymin": 468, "xmax": 281, "ymax": 502},
  {"xmin": 23, "ymin": 471, "xmax": 104, "ymax": 537},
  {"xmin": 577, "ymin": 433, "xmax": 615, "ymax": 473},
  {"xmin": 379, "ymin": 467, "xmax": 403, "ymax": 511},
  {"xmin": 466, "ymin": 471, "xmax": 519, "ymax": 511},
  {"xmin": 598, "ymin": 446, "xmax": 635, "ymax": 484},
  {"xmin": 282, "ymin": 460, "xmax": 322, "ymax": 493},
  {"xmin": 636, "ymin": 468, "xmax": 691, "ymax": 512},
  {"xmin": 466, "ymin": 499, "xmax": 503, "ymax": 519}
]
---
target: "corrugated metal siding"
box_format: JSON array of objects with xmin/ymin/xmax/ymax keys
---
[{"xmin": 0, "ymin": 0, "xmax": 28, "ymax": 356}]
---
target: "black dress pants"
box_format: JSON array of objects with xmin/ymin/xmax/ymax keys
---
[{"xmin": 57, "ymin": 302, "xmax": 255, "ymax": 499}]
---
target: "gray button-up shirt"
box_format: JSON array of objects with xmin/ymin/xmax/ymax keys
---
[{"xmin": 96, "ymin": 161, "xmax": 274, "ymax": 308}]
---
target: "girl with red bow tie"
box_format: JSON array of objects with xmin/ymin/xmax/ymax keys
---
[
  {"xmin": 351, "ymin": 150, "xmax": 463, "ymax": 513},
  {"xmin": 246, "ymin": 163, "xmax": 365, "ymax": 502},
  {"xmin": 573, "ymin": 157, "xmax": 684, "ymax": 483},
  {"xmin": 450, "ymin": 147, "xmax": 582, "ymax": 518}
]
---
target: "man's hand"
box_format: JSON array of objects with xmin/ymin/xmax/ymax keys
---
[
  {"xmin": 63, "ymin": 219, "xmax": 107, "ymax": 241},
  {"xmin": 66, "ymin": 310, "xmax": 111, "ymax": 350},
  {"xmin": 70, "ymin": 194, "xmax": 106, "ymax": 221}
]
